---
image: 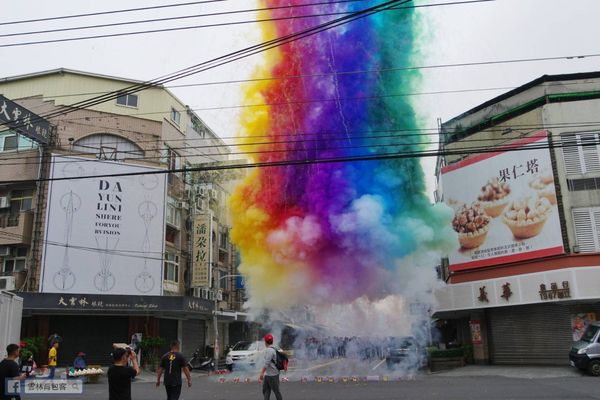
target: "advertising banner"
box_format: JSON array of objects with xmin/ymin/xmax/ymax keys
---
[
  {"xmin": 191, "ymin": 213, "xmax": 212, "ymax": 287},
  {"xmin": 469, "ymin": 320, "xmax": 482, "ymax": 345},
  {"xmin": 571, "ymin": 312, "xmax": 597, "ymax": 342},
  {"xmin": 441, "ymin": 131, "xmax": 564, "ymax": 271},
  {"xmin": 40, "ymin": 155, "xmax": 166, "ymax": 295}
]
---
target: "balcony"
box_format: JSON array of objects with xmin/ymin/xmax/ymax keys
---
[{"xmin": 0, "ymin": 211, "xmax": 34, "ymax": 245}]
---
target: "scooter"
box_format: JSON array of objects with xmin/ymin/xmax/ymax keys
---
[{"xmin": 187, "ymin": 349, "xmax": 215, "ymax": 371}]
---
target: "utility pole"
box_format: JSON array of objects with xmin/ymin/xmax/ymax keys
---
[{"xmin": 213, "ymin": 273, "xmax": 242, "ymax": 365}]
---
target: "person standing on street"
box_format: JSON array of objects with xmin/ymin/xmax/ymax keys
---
[
  {"xmin": 0, "ymin": 344, "xmax": 26, "ymax": 400},
  {"xmin": 47, "ymin": 342, "xmax": 59, "ymax": 379},
  {"xmin": 155, "ymin": 340, "xmax": 191, "ymax": 400},
  {"xmin": 108, "ymin": 347, "xmax": 140, "ymax": 400},
  {"xmin": 259, "ymin": 334, "xmax": 282, "ymax": 400}
]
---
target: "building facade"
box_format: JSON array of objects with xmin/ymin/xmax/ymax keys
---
[
  {"xmin": 434, "ymin": 72, "xmax": 600, "ymax": 365},
  {"xmin": 0, "ymin": 69, "xmax": 248, "ymax": 364}
]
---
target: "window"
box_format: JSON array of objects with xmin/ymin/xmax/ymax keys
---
[
  {"xmin": 562, "ymin": 132, "xmax": 600, "ymax": 175},
  {"xmin": 219, "ymin": 270, "xmax": 228, "ymax": 290},
  {"xmin": 170, "ymin": 108, "xmax": 181, "ymax": 125},
  {"xmin": 219, "ymin": 229, "xmax": 229, "ymax": 249},
  {"xmin": 2, "ymin": 135, "xmax": 17, "ymax": 151},
  {"xmin": 164, "ymin": 253, "xmax": 179, "ymax": 283},
  {"xmin": 163, "ymin": 147, "xmax": 181, "ymax": 170},
  {"xmin": 3, "ymin": 249, "xmax": 27, "ymax": 273},
  {"xmin": 116, "ymin": 94, "xmax": 138, "ymax": 108},
  {"xmin": 10, "ymin": 189, "xmax": 33, "ymax": 212},
  {"xmin": 0, "ymin": 133, "xmax": 37, "ymax": 152},
  {"xmin": 166, "ymin": 197, "xmax": 181, "ymax": 228},
  {"xmin": 572, "ymin": 207, "xmax": 600, "ymax": 253},
  {"xmin": 72, "ymin": 133, "xmax": 144, "ymax": 161}
]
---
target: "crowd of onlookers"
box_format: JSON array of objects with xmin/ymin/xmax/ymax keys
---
[{"xmin": 295, "ymin": 336, "xmax": 409, "ymax": 360}]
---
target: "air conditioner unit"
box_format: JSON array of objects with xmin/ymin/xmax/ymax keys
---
[
  {"xmin": 0, "ymin": 246, "xmax": 10, "ymax": 256},
  {"xmin": 216, "ymin": 290, "xmax": 223, "ymax": 301},
  {"xmin": 196, "ymin": 199, "xmax": 207, "ymax": 211},
  {"xmin": 196, "ymin": 187, "xmax": 207, "ymax": 197},
  {"xmin": 0, "ymin": 276, "xmax": 15, "ymax": 291},
  {"xmin": 0, "ymin": 197, "xmax": 9, "ymax": 209},
  {"xmin": 193, "ymin": 287, "xmax": 202, "ymax": 298},
  {"xmin": 201, "ymin": 288, "xmax": 210, "ymax": 300}
]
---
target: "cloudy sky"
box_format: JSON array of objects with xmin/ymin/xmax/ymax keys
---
[{"xmin": 2, "ymin": 0, "xmax": 599, "ymax": 192}]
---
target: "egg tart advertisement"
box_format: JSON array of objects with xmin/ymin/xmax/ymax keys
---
[{"xmin": 441, "ymin": 131, "xmax": 564, "ymax": 271}]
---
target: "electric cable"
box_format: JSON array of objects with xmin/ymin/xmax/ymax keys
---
[
  {"xmin": 0, "ymin": 0, "xmax": 367, "ymax": 39},
  {"xmin": 3, "ymin": 120, "xmax": 600, "ymax": 167},
  {"xmin": 3, "ymin": 0, "xmax": 412, "ymax": 132},
  {"xmin": 0, "ymin": 135, "xmax": 597, "ymax": 185},
  {"xmin": 0, "ymin": 0, "xmax": 492, "ymax": 47}
]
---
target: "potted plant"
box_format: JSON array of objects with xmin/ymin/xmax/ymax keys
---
[{"xmin": 138, "ymin": 337, "xmax": 165, "ymax": 371}]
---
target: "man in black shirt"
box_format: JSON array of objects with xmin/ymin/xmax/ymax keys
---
[
  {"xmin": 108, "ymin": 347, "xmax": 140, "ymax": 400},
  {"xmin": 156, "ymin": 340, "xmax": 191, "ymax": 400},
  {"xmin": 0, "ymin": 344, "xmax": 26, "ymax": 400}
]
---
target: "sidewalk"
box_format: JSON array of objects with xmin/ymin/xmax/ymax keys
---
[{"xmin": 431, "ymin": 364, "xmax": 583, "ymax": 379}]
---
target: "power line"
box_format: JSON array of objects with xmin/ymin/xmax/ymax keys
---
[
  {"xmin": 5, "ymin": 51, "xmax": 598, "ymax": 133},
  {"xmin": 0, "ymin": 231, "xmax": 165, "ymax": 261},
  {"xmin": 7, "ymin": 0, "xmax": 411, "ymax": 130},
  {"xmin": 3, "ymin": 119, "xmax": 600, "ymax": 168},
  {"xmin": 3, "ymin": 120, "xmax": 600, "ymax": 167},
  {"xmin": 0, "ymin": 0, "xmax": 228, "ymax": 26},
  {"xmin": 0, "ymin": 0, "xmax": 491, "ymax": 47},
  {"xmin": 0, "ymin": 136, "xmax": 597, "ymax": 185},
  {"xmin": 0, "ymin": 0, "xmax": 365, "ymax": 39}
]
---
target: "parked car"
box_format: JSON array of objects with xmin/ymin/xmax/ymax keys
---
[
  {"xmin": 229, "ymin": 341, "xmax": 267, "ymax": 367},
  {"xmin": 569, "ymin": 321, "xmax": 600, "ymax": 376},
  {"xmin": 385, "ymin": 336, "xmax": 426, "ymax": 369}
]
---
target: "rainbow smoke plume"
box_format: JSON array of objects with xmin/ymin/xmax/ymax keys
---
[{"xmin": 230, "ymin": 0, "xmax": 455, "ymax": 313}]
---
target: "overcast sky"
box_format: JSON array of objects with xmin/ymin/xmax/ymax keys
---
[{"xmin": 2, "ymin": 0, "xmax": 599, "ymax": 193}]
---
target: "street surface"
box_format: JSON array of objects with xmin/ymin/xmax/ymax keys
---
[{"xmin": 33, "ymin": 361, "xmax": 600, "ymax": 400}]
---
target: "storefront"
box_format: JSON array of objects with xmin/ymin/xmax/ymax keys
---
[
  {"xmin": 20, "ymin": 293, "xmax": 213, "ymax": 365},
  {"xmin": 435, "ymin": 266, "xmax": 600, "ymax": 365}
]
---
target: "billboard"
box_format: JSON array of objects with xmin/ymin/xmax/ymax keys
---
[
  {"xmin": 441, "ymin": 131, "xmax": 564, "ymax": 271},
  {"xmin": 191, "ymin": 213, "xmax": 212, "ymax": 287},
  {"xmin": 0, "ymin": 95, "xmax": 51, "ymax": 144},
  {"xmin": 40, "ymin": 155, "xmax": 166, "ymax": 295}
]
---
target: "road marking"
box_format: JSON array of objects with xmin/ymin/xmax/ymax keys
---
[
  {"xmin": 305, "ymin": 359, "xmax": 342, "ymax": 371},
  {"xmin": 372, "ymin": 358, "xmax": 386, "ymax": 371}
]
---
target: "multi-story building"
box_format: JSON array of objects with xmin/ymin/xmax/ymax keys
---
[
  {"xmin": 0, "ymin": 68, "xmax": 247, "ymax": 363},
  {"xmin": 434, "ymin": 71, "xmax": 600, "ymax": 365}
]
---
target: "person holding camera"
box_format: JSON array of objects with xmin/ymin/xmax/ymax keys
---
[
  {"xmin": 155, "ymin": 340, "xmax": 191, "ymax": 400},
  {"xmin": 108, "ymin": 347, "xmax": 140, "ymax": 400}
]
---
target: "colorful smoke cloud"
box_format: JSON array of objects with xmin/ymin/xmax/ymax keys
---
[{"xmin": 230, "ymin": 0, "xmax": 455, "ymax": 311}]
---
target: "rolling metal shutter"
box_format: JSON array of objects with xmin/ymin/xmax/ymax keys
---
[
  {"xmin": 487, "ymin": 304, "xmax": 572, "ymax": 365},
  {"xmin": 182, "ymin": 319, "xmax": 206, "ymax": 357},
  {"xmin": 49, "ymin": 316, "xmax": 128, "ymax": 365}
]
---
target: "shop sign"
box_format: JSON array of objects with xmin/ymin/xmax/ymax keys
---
[
  {"xmin": 477, "ymin": 286, "xmax": 489, "ymax": 303},
  {"xmin": 469, "ymin": 320, "xmax": 482, "ymax": 344},
  {"xmin": 539, "ymin": 281, "xmax": 571, "ymax": 300},
  {"xmin": 191, "ymin": 213, "xmax": 212, "ymax": 287},
  {"xmin": 500, "ymin": 282, "xmax": 513, "ymax": 301},
  {"xmin": 0, "ymin": 95, "xmax": 51, "ymax": 144},
  {"xmin": 20, "ymin": 292, "xmax": 213, "ymax": 313}
]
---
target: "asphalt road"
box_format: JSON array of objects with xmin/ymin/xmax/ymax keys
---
[{"xmin": 34, "ymin": 374, "xmax": 600, "ymax": 400}]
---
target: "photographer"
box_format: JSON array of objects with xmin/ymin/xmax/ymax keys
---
[{"xmin": 108, "ymin": 347, "xmax": 140, "ymax": 400}]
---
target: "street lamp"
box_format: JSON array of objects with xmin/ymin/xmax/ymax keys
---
[{"xmin": 213, "ymin": 273, "xmax": 242, "ymax": 364}]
